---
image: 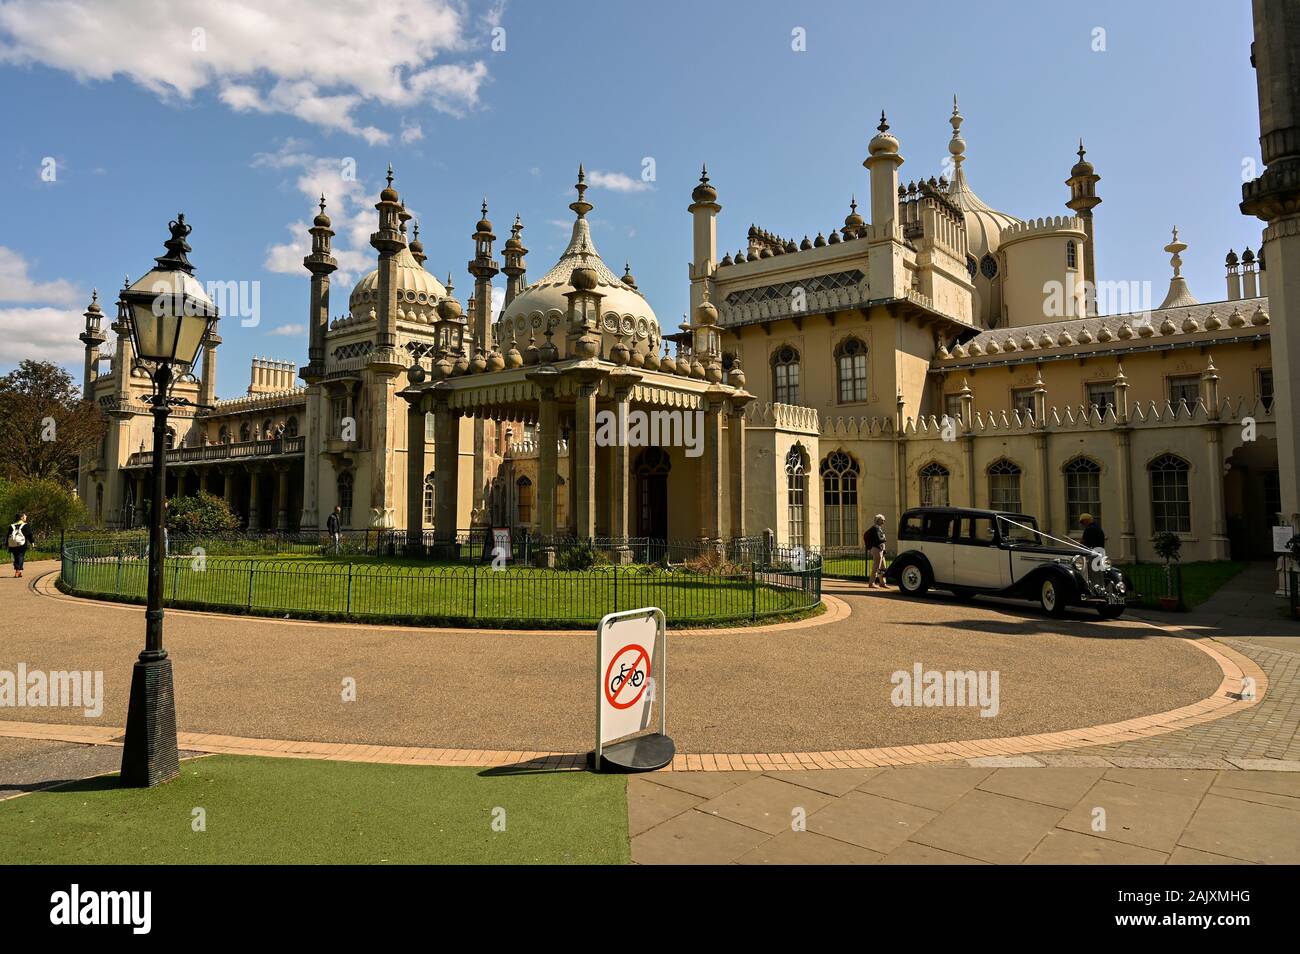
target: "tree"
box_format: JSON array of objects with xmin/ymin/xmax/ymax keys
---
[
  {"xmin": 0, "ymin": 360, "xmax": 105, "ymax": 483},
  {"xmin": 165, "ymin": 491, "xmax": 240, "ymax": 535},
  {"xmin": 0, "ymin": 477, "xmax": 86, "ymax": 541}
]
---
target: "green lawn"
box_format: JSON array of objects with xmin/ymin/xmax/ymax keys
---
[
  {"xmin": 1115, "ymin": 560, "xmax": 1247, "ymax": 609},
  {"xmin": 0, "ymin": 755, "xmax": 629, "ymax": 864},
  {"xmin": 62, "ymin": 551, "xmax": 817, "ymax": 625}
]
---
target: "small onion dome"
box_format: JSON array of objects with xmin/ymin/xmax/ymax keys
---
[
  {"xmin": 1038, "ymin": 332, "xmax": 1053, "ymax": 348},
  {"xmin": 1076, "ymin": 327, "xmax": 1093, "ymax": 344},
  {"xmin": 380, "ymin": 164, "xmax": 399, "ymax": 203},
  {"xmin": 642, "ymin": 344, "xmax": 660, "ymax": 371},
  {"xmin": 1182, "ymin": 315, "xmax": 1200, "ymax": 333},
  {"xmin": 453, "ymin": 349, "xmax": 470, "ymax": 374},
  {"xmin": 985, "ymin": 338, "xmax": 1000, "ymax": 353},
  {"xmin": 1137, "ymin": 322, "xmax": 1154, "ymax": 337},
  {"xmin": 784, "ymin": 239, "xmax": 797, "ymax": 253},
  {"xmin": 470, "ymin": 347, "xmax": 487, "ymax": 373},
  {"xmin": 747, "ymin": 224, "xmax": 759, "ymax": 241},
  {"xmin": 730, "ymin": 358, "xmax": 747, "ymax": 388},
  {"xmin": 1251, "ymin": 305, "xmax": 1269, "ymax": 325},
  {"xmin": 1228, "ymin": 306, "xmax": 1247, "ymax": 327},
  {"xmin": 407, "ymin": 362, "xmax": 426, "ymax": 384},
  {"xmin": 844, "ymin": 196, "xmax": 865, "ymax": 231},
  {"xmin": 1057, "ymin": 329, "xmax": 1074, "ymax": 346},
  {"xmin": 437, "ymin": 296, "xmax": 463, "ymax": 321},
  {"xmin": 523, "ymin": 333, "xmax": 540, "ymax": 365},
  {"xmin": 814, "ymin": 232, "xmax": 826, "ymax": 248},
  {"xmin": 1096, "ymin": 326, "xmax": 1113, "ymax": 342},
  {"xmin": 476, "ymin": 199, "xmax": 493, "ymax": 234},
  {"xmin": 696, "ymin": 292, "xmax": 718, "ymax": 325},
  {"xmin": 313, "ymin": 194, "xmax": 331, "ymax": 228},
  {"xmin": 610, "ymin": 335, "xmax": 631, "ymax": 366},
  {"xmin": 486, "ymin": 346, "xmax": 505, "ymax": 372},
  {"xmin": 505, "ymin": 337, "xmax": 523, "ymax": 368},
  {"xmin": 1204, "ymin": 309, "xmax": 1222, "ymax": 330},
  {"xmin": 868, "ymin": 111, "xmax": 899, "ymax": 157},
  {"xmin": 1241, "ymin": 247, "xmax": 1255, "ymax": 264},
  {"xmin": 799, "ymin": 235, "xmax": 812, "ymax": 251},
  {"xmin": 969, "ymin": 340, "xmax": 984, "ymax": 355},
  {"xmin": 1160, "ymin": 316, "xmax": 1177, "ymax": 335},
  {"xmin": 691, "ymin": 165, "xmax": 717, "ymax": 204},
  {"xmin": 621, "ymin": 262, "xmax": 638, "ymax": 288},
  {"xmin": 86, "ymin": 289, "xmax": 102, "ymax": 313},
  {"xmin": 719, "ymin": 253, "xmax": 733, "ymax": 267},
  {"xmin": 1225, "ymin": 249, "xmax": 1238, "ymax": 266},
  {"xmin": 1070, "ymin": 141, "xmax": 1095, "ymax": 178},
  {"xmin": 827, "ymin": 230, "xmax": 841, "ymax": 244},
  {"xmin": 1003, "ymin": 335, "xmax": 1018, "ymax": 351}
]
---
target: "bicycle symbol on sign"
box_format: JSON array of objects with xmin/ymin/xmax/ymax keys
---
[{"xmin": 609, "ymin": 661, "xmax": 645, "ymax": 695}]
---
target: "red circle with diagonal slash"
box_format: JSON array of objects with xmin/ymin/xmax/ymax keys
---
[{"xmin": 604, "ymin": 644, "xmax": 650, "ymax": 710}]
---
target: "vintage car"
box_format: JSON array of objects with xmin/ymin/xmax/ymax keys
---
[{"xmin": 884, "ymin": 507, "xmax": 1127, "ymax": 618}]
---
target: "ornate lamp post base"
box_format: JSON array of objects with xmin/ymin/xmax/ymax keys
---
[{"xmin": 120, "ymin": 652, "xmax": 179, "ymax": 787}]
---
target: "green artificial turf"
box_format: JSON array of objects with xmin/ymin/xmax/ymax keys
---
[
  {"xmin": 0, "ymin": 755, "xmax": 629, "ymax": 865},
  {"xmin": 62, "ymin": 551, "xmax": 815, "ymax": 625}
]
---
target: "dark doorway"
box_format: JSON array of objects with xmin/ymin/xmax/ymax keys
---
[{"xmin": 634, "ymin": 447, "xmax": 671, "ymax": 540}]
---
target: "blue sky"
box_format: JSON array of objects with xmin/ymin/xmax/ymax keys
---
[{"xmin": 0, "ymin": 0, "xmax": 1263, "ymax": 397}]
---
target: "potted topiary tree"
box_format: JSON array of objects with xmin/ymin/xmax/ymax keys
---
[{"xmin": 1153, "ymin": 531, "xmax": 1183, "ymax": 610}]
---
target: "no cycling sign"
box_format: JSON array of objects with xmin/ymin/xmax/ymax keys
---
[{"xmin": 590, "ymin": 607, "xmax": 674, "ymax": 772}]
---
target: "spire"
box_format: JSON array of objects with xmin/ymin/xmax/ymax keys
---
[
  {"xmin": 948, "ymin": 95, "xmax": 966, "ymax": 173},
  {"xmin": 878, "ymin": 110, "xmax": 889, "ymax": 133},
  {"xmin": 570, "ymin": 164, "xmax": 592, "ymax": 218},
  {"xmin": 1157, "ymin": 227, "xmax": 1200, "ymax": 309}
]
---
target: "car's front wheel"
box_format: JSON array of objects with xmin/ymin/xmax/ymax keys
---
[
  {"xmin": 1039, "ymin": 577, "xmax": 1069, "ymax": 617},
  {"xmin": 897, "ymin": 561, "xmax": 931, "ymax": 596}
]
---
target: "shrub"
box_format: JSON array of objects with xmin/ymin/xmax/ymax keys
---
[
  {"xmin": 165, "ymin": 491, "xmax": 240, "ymax": 535},
  {"xmin": 0, "ymin": 477, "xmax": 85, "ymax": 543},
  {"xmin": 1153, "ymin": 532, "xmax": 1183, "ymax": 564},
  {"xmin": 558, "ymin": 541, "xmax": 606, "ymax": 570},
  {"xmin": 684, "ymin": 550, "xmax": 743, "ymax": 576}
]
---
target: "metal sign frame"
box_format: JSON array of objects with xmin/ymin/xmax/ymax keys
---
[{"xmin": 595, "ymin": 606, "xmax": 666, "ymax": 767}]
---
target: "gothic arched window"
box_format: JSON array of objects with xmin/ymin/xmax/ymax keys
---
[
  {"xmin": 772, "ymin": 345, "xmax": 801, "ymax": 405},
  {"xmin": 1063, "ymin": 456, "xmax": 1102, "ymax": 527},
  {"xmin": 516, "ymin": 476, "xmax": 533, "ymax": 526},
  {"xmin": 785, "ymin": 444, "xmax": 808, "ymax": 546},
  {"xmin": 337, "ymin": 471, "xmax": 354, "ymax": 527},
  {"xmin": 820, "ymin": 450, "xmax": 860, "ymax": 548},
  {"xmin": 1149, "ymin": 454, "xmax": 1190, "ymax": 534},
  {"xmin": 919, "ymin": 461, "xmax": 950, "ymax": 507},
  {"xmin": 1066, "ymin": 240, "xmax": 1078, "ymax": 270},
  {"xmin": 239, "ymin": 422, "xmax": 251, "ymax": 442},
  {"xmin": 986, "ymin": 458, "xmax": 1022, "ymax": 512},
  {"xmin": 422, "ymin": 471, "xmax": 436, "ymax": 526},
  {"xmin": 835, "ymin": 337, "xmax": 868, "ymax": 404},
  {"xmin": 285, "ymin": 416, "xmax": 299, "ymax": 438}
]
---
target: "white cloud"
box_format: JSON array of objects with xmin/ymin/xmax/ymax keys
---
[
  {"xmin": 0, "ymin": 247, "xmax": 82, "ymax": 305},
  {"xmin": 0, "ymin": 306, "xmax": 86, "ymax": 364},
  {"xmin": 586, "ymin": 170, "xmax": 652, "ymax": 193},
  {"xmin": 0, "ymin": 0, "xmax": 494, "ymax": 142},
  {"xmin": 400, "ymin": 119, "xmax": 424, "ymax": 144},
  {"xmin": 267, "ymin": 323, "xmax": 307, "ymax": 337}
]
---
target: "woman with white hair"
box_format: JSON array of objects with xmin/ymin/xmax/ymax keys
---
[{"xmin": 863, "ymin": 513, "xmax": 889, "ymax": 588}]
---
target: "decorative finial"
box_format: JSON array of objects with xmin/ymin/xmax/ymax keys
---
[
  {"xmin": 319, "ymin": 193, "xmax": 326, "ymax": 215},
  {"xmin": 386, "ymin": 163, "xmax": 394, "ymax": 188},
  {"xmin": 1077, "ymin": 138, "xmax": 1086, "ymax": 161},
  {"xmin": 700, "ymin": 163, "xmax": 709, "ymax": 183},
  {"xmin": 412, "ymin": 220, "xmax": 420, "ymax": 241},
  {"xmin": 1165, "ymin": 226, "xmax": 1188, "ymax": 278},
  {"xmin": 878, "ymin": 110, "xmax": 889, "ymax": 133},
  {"xmin": 570, "ymin": 163, "xmax": 592, "ymax": 218},
  {"xmin": 482, "ymin": 196, "xmax": 489, "ymax": 217},
  {"xmin": 850, "ymin": 195, "xmax": 858, "ymax": 214}
]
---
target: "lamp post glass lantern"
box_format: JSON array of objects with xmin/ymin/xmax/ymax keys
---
[{"xmin": 118, "ymin": 213, "xmax": 217, "ymax": 788}]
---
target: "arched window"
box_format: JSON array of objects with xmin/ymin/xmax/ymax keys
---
[
  {"xmin": 337, "ymin": 471, "xmax": 354, "ymax": 527},
  {"xmin": 164, "ymin": 427, "xmax": 176, "ymax": 450},
  {"xmin": 218, "ymin": 425, "xmax": 229, "ymax": 443},
  {"xmin": 239, "ymin": 422, "xmax": 251, "ymax": 443},
  {"xmin": 1063, "ymin": 456, "xmax": 1102, "ymax": 527},
  {"xmin": 772, "ymin": 345, "xmax": 801, "ymax": 405},
  {"xmin": 919, "ymin": 462, "xmax": 950, "ymax": 507},
  {"xmin": 835, "ymin": 337, "xmax": 868, "ymax": 404},
  {"xmin": 516, "ymin": 476, "xmax": 533, "ymax": 525},
  {"xmin": 285, "ymin": 416, "xmax": 299, "ymax": 438},
  {"xmin": 987, "ymin": 458, "xmax": 1022, "ymax": 512},
  {"xmin": 820, "ymin": 450, "xmax": 860, "ymax": 548},
  {"xmin": 262, "ymin": 418, "xmax": 273, "ymax": 439},
  {"xmin": 1149, "ymin": 454, "xmax": 1190, "ymax": 533},
  {"xmin": 785, "ymin": 444, "xmax": 808, "ymax": 546},
  {"xmin": 1066, "ymin": 240, "xmax": 1078, "ymax": 270},
  {"xmin": 422, "ymin": 471, "xmax": 435, "ymax": 526}
]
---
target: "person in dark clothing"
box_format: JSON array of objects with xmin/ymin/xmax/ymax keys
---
[
  {"xmin": 7, "ymin": 513, "xmax": 32, "ymax": 578},
  {"xmin": 1079, "ymin": 513, "xmax": 1106, "ymax": 550},
  {"xmin": 326, "ymin": 506, "xmax": 342, "ymax": 554},
  {"xmin": 863, "ymin": 513, "xmax": 889, "ymax": 588}
]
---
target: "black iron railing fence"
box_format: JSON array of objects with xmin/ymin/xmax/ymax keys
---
[{"xmin": 59, "ymin": 533, "xmax": 821, "ymax": 628}]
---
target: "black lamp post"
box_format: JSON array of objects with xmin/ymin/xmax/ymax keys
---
[{"xmin": 118, "ymin": 214, "xmax": 218, "ymax": 787}]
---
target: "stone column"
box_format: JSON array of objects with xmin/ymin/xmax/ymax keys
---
[
  {"xmin": 406, "ymin": 396, "xmax": 427, "ymax": 550},
  {"xmin": 247, "ymin": 465, "xmax": 262, "ymax": 531},
  {"xmin": 534, "ymin": 374, "xmax": 560, "ymax": 566},
  {"xmin": 432, "ymin": 395, "xmax": 460, "ymax": 556},
  {"xmin": 174, "ymin": 470, "xmax": 186, "ymax": 498},
  {"xmin": 700, "ymin": 395, "xmax": 725, "ymax": 544},
  {"xmin": 573, "ymin": 377, "xmax": 599, "ymax": 540},
  {"xmin": 1034, "ymin": 433, "xmax": 1051, "ymax": 535},
  {"xmin": 222, "ymin": 468, "xmax": 235, "ymax": 507},
  {"xmin": 299, "ymin": 384, "xmax": 322, "ymax": 529},
  {"xmin": 963, "ymin": 437, "xmax": 976, "ymax": 507},
  {"xmin": 1204, "ymin": 424, "xmax": 1230, "ymax": 559},
  {"xmin": 728, "ymin": 400, "xmax": 749, "ymax": 540},
  {"xmin": 275, "ymin": 465, "xmax": 290, "ymax": 531},
  {"xmin": 1115, "ymin": 428, "xmax": 1136, "ymax": 562}
]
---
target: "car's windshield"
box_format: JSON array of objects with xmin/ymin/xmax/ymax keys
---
[{"xmin": 997, "ymin": 514, "xmax": 1042, "ymax": 546}]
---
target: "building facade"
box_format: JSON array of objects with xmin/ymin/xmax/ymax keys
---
[{"xmin": 77, "ymin": 100, "xmax": 1285, "ymax": 564}]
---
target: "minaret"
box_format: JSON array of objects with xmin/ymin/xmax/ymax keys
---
[
  {"xmin": 864, "ymin": 111, "xmax": 906, "ymax": 298},
  {"xmin": 502, "ymin": 214, "xmax": 528, "ymax": 307},
  {"xmin": 410, "ymin": 220, "xmax": 427, "ymax": 266},
  {"xmin": 1066, "ymin": 139, "xmax": 1102, "ymax": 314},
  {"xmin": 368, "ymin": 164, "xmax": 405, "ymax": 363},
  {"xmin": 468, "ymin": 198, "xmax": 499, "ymax": 352},
  {"xmin": 112, "ymin": 276, "xmax": 134, "ymax": 405},
  {"xmin": 688, "ymin": 164, "xmax": 720, "ymax": 320},
  {"xmin": 78, "ymin": 290, "xmax": 107, "ymax": 398},
  {"xmin": 302, "ymin": 195, "xmax": 336, "ymax": 382},
  {"xmin": 199, "ymin": 323, "xmax": 220, "ymax": 408}
]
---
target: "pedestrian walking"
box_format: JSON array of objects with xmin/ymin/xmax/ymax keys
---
[
  {"xmin": 7, "ymin": 513, "xmax": 32, "ymax": 579},
  {"xmin": 1079, "ymin": 513, "xmax": 1106, "ymax": 550},
  {"xmin": 326, "ymin": 505, "xmax": 342, "ymax": 554},
  {"xmin": 864, "ymin": 513, "xmax": 889, "ymax": 588}
]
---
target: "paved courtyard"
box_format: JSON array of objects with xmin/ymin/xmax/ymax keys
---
[{"xmin": 2, "ymin": 559, "xmax": 1297, "ymax": 864}]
